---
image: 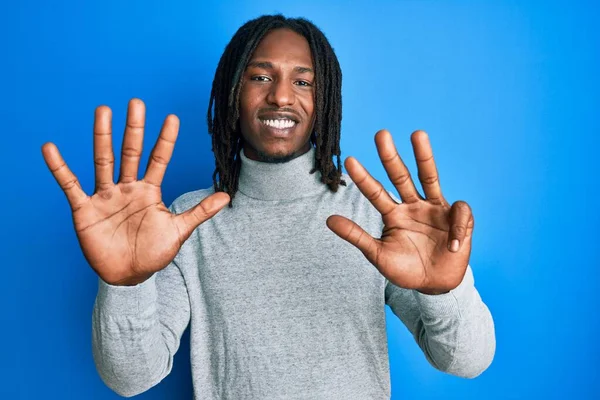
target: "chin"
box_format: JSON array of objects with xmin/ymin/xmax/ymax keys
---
[
  {"xmin": 241, "ymin": 133, "xmax": 312, "ymax": 163},
  {"xmin": 254, "ymin": 148, "xmax": 299, "ymax": 164}
]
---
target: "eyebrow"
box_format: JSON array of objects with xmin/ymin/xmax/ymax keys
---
[{"xmin": 246, "ymin": 61, "xmax": 314, "ymax": 74}]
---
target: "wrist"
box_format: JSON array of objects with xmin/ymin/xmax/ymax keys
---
[
  {"xmin": 417, "ymin": 288, "xmax": 450, "ymax": 296},
  {"xmin": 105, "ymin": 272, "xmax": 155, "ymax": 287}
]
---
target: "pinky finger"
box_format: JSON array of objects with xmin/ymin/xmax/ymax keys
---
[{"xmin": 41, "ymin": 143, "xmax": 89, "ymax": 211}]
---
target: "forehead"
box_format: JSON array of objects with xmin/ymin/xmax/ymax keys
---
[{"xmin": 250, "ymin": 28, "xmax": 313, "ymax": 67}]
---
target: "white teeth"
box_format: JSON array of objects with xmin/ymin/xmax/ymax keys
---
[{"xmin": 261, "ymin": 119, "xmax": 296, "ymax": 129}]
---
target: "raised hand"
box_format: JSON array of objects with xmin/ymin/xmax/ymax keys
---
[
  {"xmin": 42, "ymin": 99, "xmax": 230, "ymax": 286},
  {"xmin": 326, "ymin": 130, "xmax": 473, "ymax": 295}
]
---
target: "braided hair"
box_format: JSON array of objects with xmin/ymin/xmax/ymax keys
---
[{"xmin": 207, "ymin": 14, "xmax": 346, "ymax": 206}]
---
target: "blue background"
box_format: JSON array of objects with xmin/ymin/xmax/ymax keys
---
[{"xmin": 3, "ymin": 0, "xmax": 599, "ymax": 398}]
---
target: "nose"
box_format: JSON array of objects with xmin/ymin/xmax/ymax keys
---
[{"xmin": 266, "ymin": 79, "xmax": 295, "ymax": 107}]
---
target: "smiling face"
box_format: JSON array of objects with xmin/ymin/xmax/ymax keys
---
[{"xmin": 238, "ymin": 28, "xmax": 315, "ymax": 163}]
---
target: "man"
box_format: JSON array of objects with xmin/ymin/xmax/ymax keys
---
[{"xmin": 41, "ymin": 14, "xmax": 495, "ymax": 399}]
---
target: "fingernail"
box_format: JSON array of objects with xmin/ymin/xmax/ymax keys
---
[{"xmin": 449, "ymin": 239, "xmax": 459, "ymax": 252}]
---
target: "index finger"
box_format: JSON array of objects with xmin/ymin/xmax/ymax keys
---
[
  {"xmin": 374, "ymin": 129, "xmax": 422, "ymax": 204},
  {"xmin": 142, "ymin": 114, "xmax": 180, "ymax": 186},
  {"xmin": 344, "ymin": 156, "xmax": 397, "ymax": 216}
]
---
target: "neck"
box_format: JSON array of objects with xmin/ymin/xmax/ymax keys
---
[{"xmin": 237, "ymin": 146, "xmax": 326, "ymax": 201}]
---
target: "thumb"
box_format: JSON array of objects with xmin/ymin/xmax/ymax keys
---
[
  {"xmin": 326, "ymin": 215, "xmax": 379, "ymax": 264},
  {"xmin": 175, "ymin": 192, "xmax": 230, "ymax": 241}
]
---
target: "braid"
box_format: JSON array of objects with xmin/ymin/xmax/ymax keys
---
[{"xmin": 207, "ymin": 14, "xmax": 346, "ymax": 207}]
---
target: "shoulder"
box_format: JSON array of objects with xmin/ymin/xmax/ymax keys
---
[
  {"xmin": 336, "ymin": 172, "xmax": 360, "ymax": 197},
  {"xmin": 168, "ymin": 187, "xmax": 216, "ymax": 214}
]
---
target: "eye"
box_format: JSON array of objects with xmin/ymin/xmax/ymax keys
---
[
  {"xmin": 250, "ymin": 76, "xmax": 271, "ymax": 82},
  {"xmin": 295, "ymin": 80, "xmax": 313, "ymax": 87}
]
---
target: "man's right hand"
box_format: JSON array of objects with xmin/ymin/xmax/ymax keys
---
[{"xmin": 41, "ymin": 98, "xmax": 230, "ymax": 286}]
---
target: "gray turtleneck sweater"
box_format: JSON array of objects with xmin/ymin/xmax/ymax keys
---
[{"xmin": 91, "ymin": 147, "xmax": 495, "ymax": 399}]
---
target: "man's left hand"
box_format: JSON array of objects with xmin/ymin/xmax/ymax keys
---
[{"xmin": 326, "ymin": 129, "xmax": 473, "ymax": 295}]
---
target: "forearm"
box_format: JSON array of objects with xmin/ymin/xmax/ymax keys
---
[
  {"xmin": 411, "ymin": 266, "xmax": 496, "ymax": 378},
  {"xmin": 91, "ymin": 263, "xmax": 191, "ymax": 397}
]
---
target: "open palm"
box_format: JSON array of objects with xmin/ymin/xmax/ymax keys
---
[
  {"xmin": 327, "ymin": 130, "xmax": 474, "ymax": 295},
  {"xmin": 42, "ymin": 99, "xmax": 230, "ymax": 286}
]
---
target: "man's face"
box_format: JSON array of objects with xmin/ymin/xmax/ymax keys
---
[{"xmin": 238, "ymin": 28, "xmax": 315, "ymax": 163}]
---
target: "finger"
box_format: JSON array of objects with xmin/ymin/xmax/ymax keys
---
[
  {"xmin": 375, "ymin": 129, "xmax": 422, "ymax": 204},
  {"xmin": 41, "ymin": 142, "xmax": 88, "ymax": 211},
  {"xmin": 119, "ymin": 98, "xmax": 145, "ymax": 183},
  {"xmin": 447, "ymin": 201, "xmax": 474, "ymax": 252},
  {"xmin": 326, "ymin": 215, "xmax": 380, "ymax": 265},
  {"xmin": 174, "ymin": 192, "xmax": 230, "ymax": 241},
  {"xmin": 411, "ymin": 130, "xmax": 445, "ymax": 205},
  {"xmin": 143, "ymin": 114, "xmax": 179, "ymax": 187},
  {"xmin": 345, "ymin": 156, "xmax": 397, "ymax": 216},
  {"xmin": 93, "ymin": 105, "xmax": 115, "ymax": 192}
]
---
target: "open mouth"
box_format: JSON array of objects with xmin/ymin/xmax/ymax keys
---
[{"xmin": 259, "ymin": 118, "xmax": 297, "ymax": 130}]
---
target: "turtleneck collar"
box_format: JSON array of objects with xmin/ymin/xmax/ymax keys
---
[{"xmin": 237, "ymin": 146, "xmax": 326, "ymax": 201}]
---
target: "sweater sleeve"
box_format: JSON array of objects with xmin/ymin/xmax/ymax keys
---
[
  {"xmin": 91, "ymin": 257, "xmax": 191, "ymax": 397},
  {"xmin": 385, "ymin": 264, "xmax": 496, "ymax": 378}
]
